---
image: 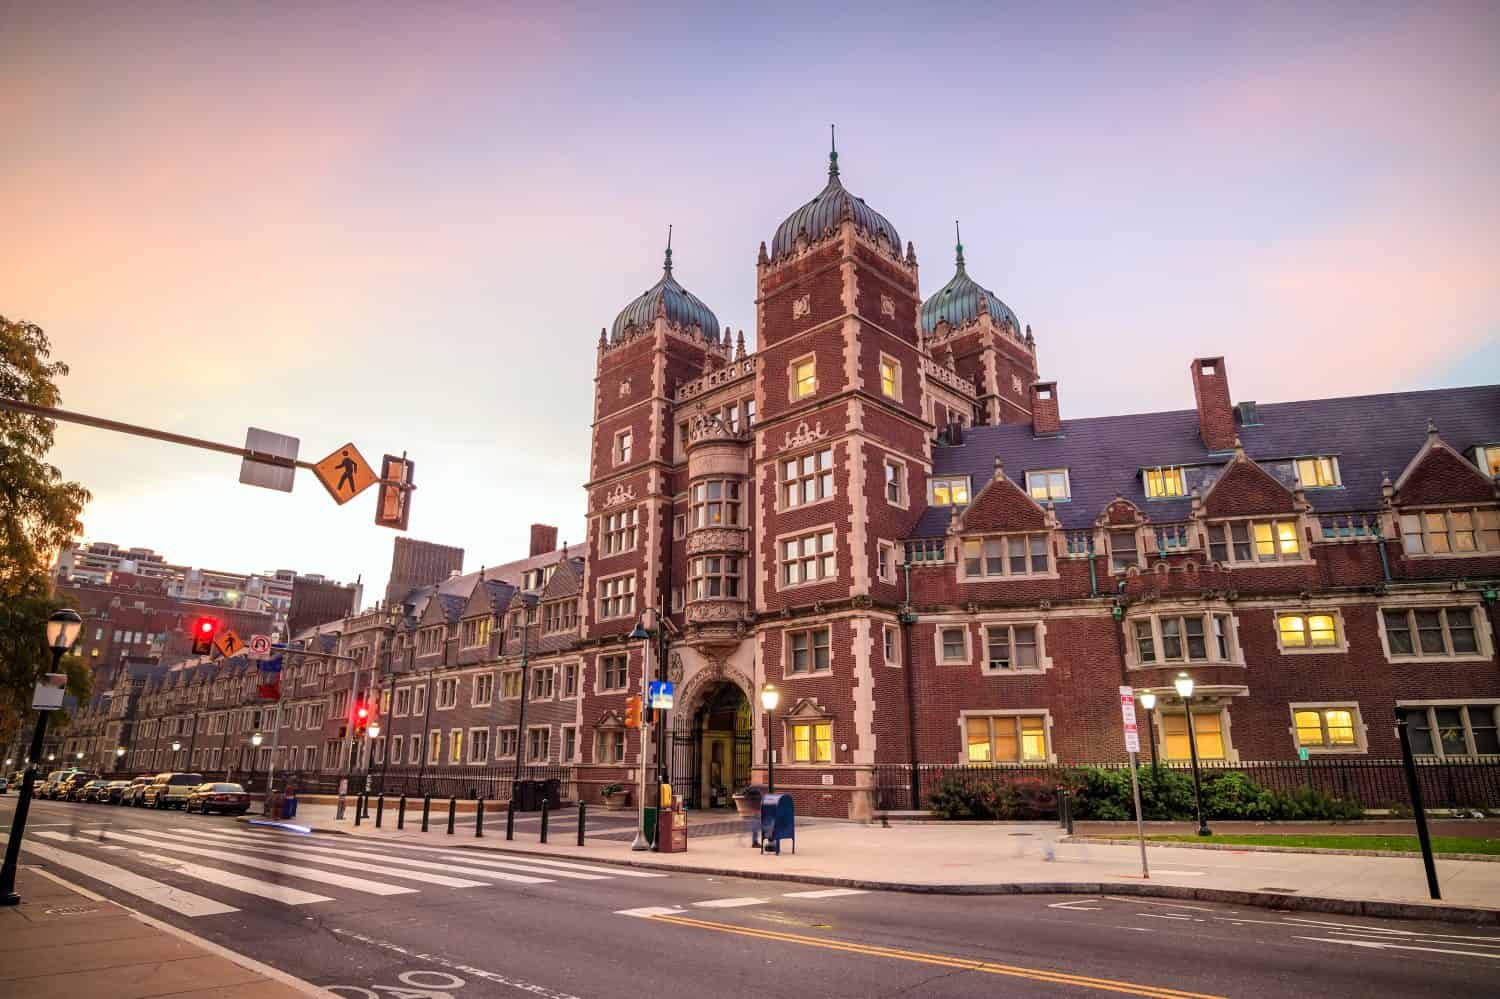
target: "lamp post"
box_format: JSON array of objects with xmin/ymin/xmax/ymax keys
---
[
  {"xmin": 1, "ymin": 607, "xmax": 84, "ymax": 906},
  {"xmin": 1137, "ymin": 691, "xmax": 1160, "ymax": 780},
  {"xmin": 760, "ymin": 683, "xmax": 780, "ymax": 794},
  {"xmin": 250, "ymin": 732, "xmax": 263, "ymax": 793},
  {"xmin": 627, "ymin": 613, "xmax": 655, "ymax": 852},
  {"xmin": 114, "ymin": 747, "xmax": 126, "ymax": 773},
  {"xmin": 171, "ymin": 739, "xmax": 182, "ymax": 768},
  {"xmin": 1174, "ymin": 672, "xmax": 1211, "ymax": 837}
]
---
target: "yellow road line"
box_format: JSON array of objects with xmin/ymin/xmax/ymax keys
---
[{"xmin": 650, "ymin": 914, "xmax": 1226, "ymax": 999}]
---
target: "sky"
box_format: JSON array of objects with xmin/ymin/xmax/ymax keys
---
[{"xmin": 3, "ymin": 2, "xmax": 1497, "ymax": 602}]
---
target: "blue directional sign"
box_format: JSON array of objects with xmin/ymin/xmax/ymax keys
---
[{"xmin": 648, "ymin": 680, "xmax": 674, "ymax": 709}]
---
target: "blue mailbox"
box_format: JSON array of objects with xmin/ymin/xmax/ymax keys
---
[{"xmin": 759, "ymin": 793, "xmax": 795, "ymax": 855}]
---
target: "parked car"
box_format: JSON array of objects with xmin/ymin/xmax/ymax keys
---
[
  {"xmin": 41, "ymin": 770, "xmax": 83, "ymax": 799},
  {"xmin": 60, "ymin": 773, "xmax": 101, "ymax": 801},
  {"xmin": 7, "ymin": 771, "xmax": 26, "ymax": 791},
  {"xmin": 76, "ymin": 779, "xmax": 111, "ymax": 802},
  {"xmin": 141, "ymin": 772, "xmax": 205, "ymax": 809},
  {"xmin": 99, "ymin": 779, "xmax": 134, "ymax": 804},
  {"xmin": 184, "ymin": 782, "xmax": 250, "ymax": 815},
  {"xmin": 124, "ymin": 776, "xmax": 153, "ymax": 806}
]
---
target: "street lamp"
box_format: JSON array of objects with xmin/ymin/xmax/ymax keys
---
[
  {"xmin": 1174, "ymin": 672, "xmax": 1211, "ymax": 837},
  {"xmin": 1137, "ymin": 690, "xmax": 1160, "ymax": 780},
  {"xmin": 627, "ymin": 614, "xmax": 655, "ymax": 852},
  {"xmin": 171, "ymin": 739, "xmax": 181, "ymax": 768},
  {"xmin": 250, "ymin": 732, "xmax": 263, "ymax": 793},
  {"xmin": 760, "ymin": 682, "xmax": 781, "ymax": 794},
  {"xmin": 115, "ymin": 747, "xmax": 126, "ymax": 773},
  {"xmin": 1, "ymin": 607, "xmax": 83, "ymax": 906}
]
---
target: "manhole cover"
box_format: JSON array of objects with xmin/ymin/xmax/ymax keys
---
[{"xmin": 44, "ymin": 904, "xmax": 100, "ymax": 916}]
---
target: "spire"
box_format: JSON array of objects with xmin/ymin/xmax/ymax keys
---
[
  {"xmin": 828, "ymin": 123, "xmax": 839, "ymax": 179},
  {"xmin": 954, "ymin": 219, "xmax": 965, "ymax": 270},
  {"xmin": 663, "ymin": 224, "xmax": 673, "ymax": 275}
]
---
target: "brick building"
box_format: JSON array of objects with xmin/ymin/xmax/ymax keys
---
[{"xmin": 79, "ymin": 146, "xmax": 1500, "ymax": 817}]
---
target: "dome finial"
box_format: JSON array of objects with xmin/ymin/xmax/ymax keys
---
[
  {"xmin": 663, "ymin": 224, "xmax": 673, "ymax": 275},
  {"xmin": 828, "ymin": 123, "xmax": 839, "ymax": 179},
  {"xmin": 954, "ymin": 219, "xmax": 965, "ymax": 269}
]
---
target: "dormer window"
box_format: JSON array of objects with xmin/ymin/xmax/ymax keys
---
[
  {"xmin": 1025, "ymin": 469, "xmax": 1070, "ymax": 503},
  {"xmin": 1143, "ymin": 466, "xmax": 1186, "ymax": 498},
  {"xmin": 1471, "ymin": 444, "xmax": 1500, "ymax": 478},
  {"xmin": 929, "ymin": 476, "xmax": 970, "ymax": 506},
  {"xmin": 1295, "ymin": 456, "xmax": 1341, "ymax": 489}
]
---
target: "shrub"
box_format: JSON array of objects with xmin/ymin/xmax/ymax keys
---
[
  {"xmin": 925, "ymin": 773, "xmax": 1059, "ymax": 820},
  {"xmin": 1058, "ymin": 766, "xmax": 1364, "ymax": 823}
]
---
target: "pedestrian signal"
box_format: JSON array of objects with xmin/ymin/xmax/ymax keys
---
[{"xmin": 624, "ymin": 695, "xmax": 642, "ymax": 729}]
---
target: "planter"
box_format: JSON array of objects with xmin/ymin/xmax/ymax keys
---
[
  {"xmin": 732, "ymin": 793, "xmax": 761, "ymax": 819},
  {"xmin": 602, "ymin": 791, "xmax": 631, "ymax": 811}
]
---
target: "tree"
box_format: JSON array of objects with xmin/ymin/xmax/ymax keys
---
[{"xmin": 0, "ymin": 317, "xmax": 91, "ymax": 745}]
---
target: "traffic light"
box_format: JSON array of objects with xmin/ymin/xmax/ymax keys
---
[
  {"xmin": 191, "ymin": 617, "xmax": 219, "ymax": 656},
  {"xmin": 374, "ymin": 454, "xmax": 415, "ymax": 531},
  {"xmin": 352, "ymin": 701, "xmax": 371, "ymax": 738},
  {"xmin": 624, "ymin": 695, "xmax": 642, "ymax": 730}
]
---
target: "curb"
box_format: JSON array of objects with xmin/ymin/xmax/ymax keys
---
[
  {"xmin": 251, "ymin": 819, "xmax": 1500, "ymax": 926},
  {"xmin": 1071, "ymin": 836, "xmax": 1500, "ymax": 863}
]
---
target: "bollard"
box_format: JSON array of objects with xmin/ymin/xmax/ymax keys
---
[
  {"xmin": 475, "ymin": 797, "xmax": 485, "ymax": 837},
  {"xmin": 397, "ymin": 795, "xmax": 407, "ymax": 830},
  {"xmin": 577, "ymin": 802, "xmax": 586, "ymax": 847},
  {"xmin": 354, "ymin": 795, "xmax": 363, "ymax": 827},
  {"xmin": 421, "ymin": 795, "xmax": 431, "ymax": 833},
  {"xmin": 447, "ymin": 796, "xmax": 456, "ymax": 835},
  {"xmin": 506, "ymin": 799, "xmax": 515, "ymax": 841},
  {"xmin": 539, "ymin": 798, "xmax": 549, "ymax": 844},
  {"xmin": 1064, "ymin": 791, "xmax": 1074, "ymax": 836},
  {"xmin": 376, "ymin": 794, "xmax": 385, "ymax": 829}
]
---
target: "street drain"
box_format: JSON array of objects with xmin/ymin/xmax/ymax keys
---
[{"xmin": 45, "ymin": 905, "xmax": 100, "ymax": 916}]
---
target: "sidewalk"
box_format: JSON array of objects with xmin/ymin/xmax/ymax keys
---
[
  {"xmin": 0, "ymin": 865, "xmax": 321, "ymax": 998},
  {"xmin": 268, "ymin": 802, "xmax": 1500, "ymax": 923}
]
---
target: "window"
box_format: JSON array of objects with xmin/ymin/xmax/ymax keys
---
[
  {"xmin": 417, "ymin": 626, "xmax": 444, "ymax": 656},
  {"xmin": 544, "ymin": 601, "xmax": 576, "ymax": 633},
  {"xmin": 690, "ymin": 556, "xmax": 741, "ymax": 599},
  {"xmin": 691, "ymin": 480, "xmax": 742, "ymax": 527},
  {"xmin": 1293, "ymin": 706, "xmax": 1360, "ymax": 751},
  {"xmin": 562, "ymin": 663, "xmax": 579, "ymax": 698},
  {"xmin": 528, "ymin": 727, "xmax": 551, "ymax": 763},
  {"xmin": 497, "ymin": 728, "xmax": 518, "ymax": 758},
  {"xmin": 468, "ymin": 728, "xmax": 489, "ymax": 763},
  {"xmin": 500, "ymin": 670, "xmax": 522, "ymax": 699},
  {"xmin": 1131, "ymin": 613, "xmax": 1238, "ymax": 665},
  {"xmin": 427, "ymin": 729, "xmax": 441, "ymax": 764},
  {"xmin": 905, "ymin": 539, "xmax": 946, "ymax": 563},
  {"xmin": 460, "ymin": 617, "xmax": 491, "ymax": 649},
  {"xmin": 562, "ymin": 725, "xmax": 578, "ymax": 762},
  {"xmin": 929, "ymin": 476, "xmax": 970, "ymax": 506},
  {"xmin": 472, "ymin": 673, "xmax": 494, "ymax": 706},
  {"xmin": 744, "ymin": 399, "xmax": 756, "ymax": 427},
  {"xmin": 1402, "ymin": 703, "xmax": 1499, "ymax": 758},
  {"xmin": 598, "ymin": 574, "xmax": 635, "ymax": 619},
  {"xmin": 596, "ymin": 728, "xmax": 626, "ymax": 763},
  {"xmin": 599, "ymin": 654, "xmax": 629, "ymax": 692},
  {"xmin": 883, "ymin": 624, "xmax": 899, "ymax": 665},
  {"xmin": 879, "ymin": 356, "xmax": 900, "ymax": 400},
  {"xmin": 613, "ymin": 429, "xmax": 632, "ymax": 465},
  {"xmin": 1162, "ymin": 711, "xmax": 1226, "ymax": 761},
  {"xmin": 1400, "ymin": 508, "xmax": 1500, "ymax": 555},
  {"xmin": 1382, "ymin": 607, "xmax": 1481, "ymax": 659},
  {"xmin": 791, "ymin": 721, "xmax": 833, "ymax": 763},
  {"xmin": 1026, "ymin": 469, "xmax": 1070, "ymax": 502},
  {"xmin": 1295, "ymin": 456, "xmax": 1340, "ymax": 489},
  {"xmin": 965, "ymin": 715, "xmax": 1047, "ymax": 763},
  {"xmin": 447, "ymin": 729, "xmax": 464, "ymax": 763},
  {"xmin": 411, "ymin": 685, "xmax": 427, "ymax": 718},
  {"xmin": 782, "ymin": 449, "xmax": 834, "ymax": 507},
  {"xmin": 782, "ymin": 530, "xmax": 836, "ymax": 586},
  {"xmin": 940, "ymin": 627, "xmax": 967, "ymax": 662},
  {"xmin": 877, "ymin": 541, "xmax": 895, "ymax": 582},
  {"xmin": 391, "ymin": 735, "xmax": 404, "ymax": 763},
  {"xmin": 1144, "ymin": 466, "xmax": 1186, "ymax": 498},
  {"xmin": 984, "ymin": 625, "xmax": 1040, "ymax": 672},
  {"xmin": 673, "ymin": 514, "xmax": 686, "ymax": 539},
  {"xmin": 884, "ymin": 459, "xmax": 905, "ymax": 506},
  {"xmin": 1207, "ymin": 519, "xmax": 1301, "ymax": 563},
  {"xmin": 603, "ymin": 508, "xmax": 638, "ymax": 554},
  {"xmin": 788, "ymin": 627, "xmax": 831, "ymax": 674},
  {"xmin": 436, "ymin": 677, "xmax": 458, "ymax": 710},
  {"xmin": 1472, "ymin": 445, "xmax": 1500, "ymax": 478},
  {"xmin": 1277, "ymin": 613, "xmax": 1340, "ymax": 650},
  {"xmin": 531, "ymin": 667, "xmax": 555, "ymax": 700},
  {"xmin": 793, "ymin": 357, "xmax": 817, "ymax": 399},
  {"xmin": 1109, "ymin": 530, "xmax": 1139, "ymax": 572},
  {"xmin": 960, "ymin": 534, "xmax": 1051, "ymax": 578}
]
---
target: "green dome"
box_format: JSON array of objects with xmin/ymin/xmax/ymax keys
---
[
  {"xmin": 920, "ymin": 234, "xmax": 1021, "ymax": 337},
  {"xmin": 610, "ymin": 243, "xmax": 722, "ymax": 343}
]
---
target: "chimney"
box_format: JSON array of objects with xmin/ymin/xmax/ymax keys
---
[
  {"xmin": 1191, "ymin": 357, "xmax": 1236, "ymax": 451},
  {"xmin": 529, "ymin": 524, "xmax": 558, "ymax": 557},
  {"xmin": 1030, "ymin": 381, "xmax": 1060, "ymax": 436}
]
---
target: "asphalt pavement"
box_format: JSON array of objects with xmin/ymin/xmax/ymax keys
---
[{"xmin": 3, "ymin": 795, "xmax": 1496, "ymax": 999}]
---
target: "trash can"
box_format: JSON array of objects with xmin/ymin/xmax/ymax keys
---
[
  {"xmin": 642, "ymin": 805, "xmax": 659, "ymax": 848},
  {"xmin": 511, "ymin": 779, "xmax": 541, "ymax": 811},
  {"xmin": 541, "ymin": 778, "xmax": 562, "ymax": 809},
  {"xmin": 759, "ymin": 793, "xmax": 794, "ymax": 855}
]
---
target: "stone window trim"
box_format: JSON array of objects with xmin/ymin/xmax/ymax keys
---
[
  {"xmin": 1375, "ymin": 601, "xmax": 1491, "ymax": 664},
  {"xmin": 957, "ymin": 709, "xmax": 1056, "ymax": 765},
  {"xmin": 1124, "ymin": 608, "xmax": 1244, "ymax": 670},
  {"xmin": 597, "ymin": 571, "xmax": 637, "ymax": 620},
  {"xmin": 929, "ymin": 475, "xmax": 971, "ymax": 507},
  {"xmin": 527, "ymin": 725, "xmax": 552, "ymax": 763},
  {"xmin": 594, "ymin": 714, "xmax": 627, "ymax": 764},
  {"xmin": 1150, "ymin": 703, "xmax": 1241, "ymax": 764},
  {"xmin": 471, "ymin": 671, "xmax": 495, "ymax": 707},
  {"xmin": 777, "ymin": 523, "xmax": 838, "ymax": 590},
  {"xmin": 597, "ymin": 653, "xmax": 630, "ymax": 693},
  {"xmin": 1025, "ymin": 468, "xmax": 1071, "ymax": 503},
  {"xmin": 1205, "ymin": 516, "xmax": 1311, "ymax": 567},
  {"xmin": 883, "ymin": 456, "xmax": 909, "ymax": 510},
  {"xmin": 434, "ymin": 676, "xmax": 459, "ymax": 711},
  {"xmin": 1288, "ymin": 702, "xmax": 1368, "ymax": 755},
  {"xmin": 612, "ymin": 428, "xmax": 633, "ymax": 467},
  {"xmin": 1394, "ymin": 700, "xmax": 1500, "ymax": 759},
  {"xmin": 784, "ymin": 625, "xmax": 833, "ymax": 677},
  {"xmin": 691, "ymin": 479, "xmax": 743, "ymax": 528},
  {"xmin": 1398, "ymin": 506, "xmax": 1500, "ymax": 558},
  {"xmin": 882, "ymin": 623, "xmax": 901, "ymax": 667},
  {"xmin": 495, "ymin": 726, "xmax": 519, "ymax": 760},
  {"xmin": 980, "ymin": 619, "xmax": 1051, "ymax": 675},
  {"xmin": 778, "ymin": 445, "xmax": 836, "ymax": 513},
  {"xmin": 934, "ymin": 623, "xmax": 974, "ymax": 667},
  {"xmin": 1273, "ymin": 609, "xmax": 1349, "ymax": 655},
  {"xmin": 789, "ymin": 353, "xmax": 818, "ymax": 402},
  {"xmin": 530, "ymin": 666, "xmax": 556, "ymax": 701},
  {"xmin": 786, "ymin": 715, "xmax": 835, "ymax": 764},
  {"xmin": 1108, "ymin": 527, "xmax": 1142, "ymax": 573},
  {"xmin": 1294, "ymin": 455, "xmax": 1342, "ymax": 490},
  {"xmin": 878, "ymin": 352, "xmax": 903, "ymax": 402},
  {"xmin": 561, "ymin": 724, "xmax": 580, "ymax": 763},
  {"xmin": 466, "ymin": 727, "xmax": 489, "ymax": 765},
  {"xmin": 500, "ymin": 669, "xmax": 523, "ymax": 701},
  {"xmin": 559, "ymin": 660, "xmax": 582, "ymax": 700},
  {"xmin": 460, "ymin": 616, "xmax": 491, "ymax": 650},
  {"xmin": 958, "ymin": 532, "xmax": 1059, "ymax": 582},
  {"xmin": 602, "ymin": 507, "xmax": 639, "ymax": 556},
  {"xmin": 877, "ymin": 540, "xmax": 897, "ymax": 583}
]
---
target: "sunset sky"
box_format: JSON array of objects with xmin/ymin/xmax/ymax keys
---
[{"xmin": 4, "ymin": 2, "xmax": 1497, "ymax": 601}]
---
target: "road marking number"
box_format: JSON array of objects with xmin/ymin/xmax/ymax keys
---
[{"xmin": 328, "ymin": 970, "xmax": 467, "ymax": 999}]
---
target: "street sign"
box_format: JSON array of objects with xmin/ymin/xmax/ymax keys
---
[
  {"xmin": 239, "ymin": 427, "xmax": 299, "ymax": 492},
  {"xmin": 648, "ymin": 680, "xmax": 674, "ymax": 710},
  {"xmin": 313, "ymin": 442, "xmax": 377, "ymax": 505},
  {"xmin": 248, "ymin": 634, "xmax": 273, "ymax": 660},
  {"xmin": 32, "ymin": 673, "xmax": 67, "ymax": 711},
  {"xmin": 1119, "ymin": 686, "xmax": 1140, "ymax": 754},
  {"xmin": 214, "ymin": 629, "xmax": 246, "ymax": 658}
]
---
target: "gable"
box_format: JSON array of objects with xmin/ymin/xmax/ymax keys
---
[
  {"xmin": 958, "ymin": 473, "xmax": 1048, "ymax": 533},
  {"xmin": 1101, "ymin": 497, "xmax": 1144, "ymax": 526},
  {"xmin": 1394, "ymin": 443, "xmax": 1495, "ymax": 506},
  {"xmin": 1202, "ymin": 457, "xmax": 1296, "ymax": 517}
]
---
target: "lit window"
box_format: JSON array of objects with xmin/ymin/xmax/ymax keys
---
[
  {"xmin": 879, "ymin": 357, "xmax": 899, "ymax": 399},
  {"xmin": 794, "ymin": 358, "xmax": 817, "ymax": 399},
  {"xmin": 1401, "ymin": 703, "xmax": 1499, "ymax": 758},
  {"xmin": 1294, "ymin": 707, "xmax": 1359, "ymax": 750},
  {"xmin": 965, "ymin": 715, "xmax": 1047, "ymax": 763},
  {"xmin": 961, "ymin": 534, "xmax": 1051, "ymax": 578},
  {"xmin": 930, "ymin": 476, "xmax": 971, "ymax": 506},
  {"xmin": 1277, "ymin": 613, "xmax": 1339, "ymax": 649},
  {"xmin": 448, "ymin": 729, "xmax": 463, "ymax": 764},
  {"xmin": 789, "ymin": 627, "xmax": 832, "ymax": 673},
  {"xmin": 782, "ymin": 530, "xmax": 836, "ymax": 586},
  {"xmin": 1401, "ymin": 508, "xmax": 1500, "ymax": 555},
  {"xmin": 1207, "ymin": 519, "xmax": 1300, "ymax": 563},
  {"xmin": 782, "ymin": 449, "xmax": 834, "ymax": 507},
  {"xmin": 1026, "ymin": 469, "xmax": 1070, "ymax": 502},
  {"xmin": 500, "ymin": 671, "xmax": 522, "ymax": 699},
  {"xmin": 1472, "ymin": 445, "xmax": 1500, "ymax": 478},
  {"xmin": 1144, "ymin": 466, "xmax": 1186, "ymax": 498},
  {"xmin": 461, "ymin": 617, "xmax": 491, "ymax": 649},
  {"xmin": 791, "ymin": 721, "xmax": 833, "ymax": 763},
  {"xmin": 984, "ymin": 624, "xmax": 1039, "ymax": 672},
  {"xmin": 692, "ymin": 480, "xmax": 742, "ymax": 527},
  {"xmin": 1295, "ymin": 456, "xmax": 1340, "ymax": 488},
  {"xmin": 1162, "ymin": 711, "xmax": 1225, "ymax": 761},
  {"xmin": 1381, "ymin": 607, "xmax": 1480, "ymax": 659}
]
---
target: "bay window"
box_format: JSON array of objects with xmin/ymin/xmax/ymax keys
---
[
  {"xmin": 690, "ymin": 556, "xmax": 741, "ymax": 600},
  {"xmin": 691, "ymin": 480, "xmax": 742, "ymax": 527}
]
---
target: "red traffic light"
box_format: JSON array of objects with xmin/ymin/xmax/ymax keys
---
[
  {"xmin": 191, "ymin": 616, "xmax": 219, "ymax": 655},
  {"xmin": 356, "ymin": 704, "xmax": 370, "ymax": 721}
]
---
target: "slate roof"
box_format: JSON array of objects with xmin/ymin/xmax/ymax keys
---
[
  {"xmin": 920, "ymin": 240, "xmax": 1022, "ymax": 339},
  {"xmin": 770, "ymin": 150, "xmax": 901, "ymax": 260},
  {"xmin": 913, "ymin": 384, "xmax": 1500, "ymax": 537},
  {"xmin": 610, "ymin": 246, "xmax": 721, "ymax": 344}
]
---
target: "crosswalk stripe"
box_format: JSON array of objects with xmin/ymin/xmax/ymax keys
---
[
  {"xmin": 16, "ymin": 835, "xmax": 237, "ymax": 917},
  {"xmin": 113, "ymin": 827, "xmax": 488, "ymax": 889},
  {"xmin": 165, "ymin": 827, "xmax": 556, "ymax": 885},
  {"xmin": 277, "ymin": 837, "xmax": 667, "ymax": 878},
  {"xmin": 693, "ymin": 897, "xmax": 769, "ymax": 908},
  {"xmin": 48, "ymin": 829, "xmax": 418, "ymax": 896},
  {"xmin": 783, "ymin": 889, "xmax": 868, "ymax": 899},
  {"xmin": 132, "ymin": 851, "xmax": 334, "ymax": 905}
]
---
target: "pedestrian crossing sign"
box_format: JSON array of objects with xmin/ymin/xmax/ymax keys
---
[
  {"xmin": 213, "ymin": 629, "xmax": 246, "ymax": 659},
  {"xmin": 313, "ymin": 442, "xmax": 377, "ymax": 505}
]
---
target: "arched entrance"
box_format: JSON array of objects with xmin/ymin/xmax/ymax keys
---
[{"xmin": 670, "ymin": 681, "xmax": 752, "ymax": 809}]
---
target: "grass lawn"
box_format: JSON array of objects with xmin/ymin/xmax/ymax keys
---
[{"xmin": 1143, "ymin": 833, "xmax": 1500, "ymax": 855}]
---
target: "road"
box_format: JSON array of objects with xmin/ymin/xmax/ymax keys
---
[{"xmin": 2, "ymin": 795, "xmax": 1496, "ymax": 999}]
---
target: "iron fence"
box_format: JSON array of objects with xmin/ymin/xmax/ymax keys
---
[
  {"xmin": 98, "ymin": 765, "xmax": 573, "ymax": 802},
  {"xmin": 873, "ymin": 758, "xmax": 1500, "ymax": 814}
]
